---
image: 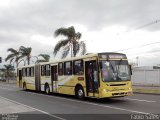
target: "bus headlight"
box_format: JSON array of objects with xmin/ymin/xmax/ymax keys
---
[
  {"xmin": 103, "ymin": 89, "xmax": 110, "ymax": 92},
  {"xmin": 128, "ymin": 87, "xmax": 131, "ymax": 90},
  {"xmin": 106, "ymin": 89, "xmax": 110, "ymax": 92}
]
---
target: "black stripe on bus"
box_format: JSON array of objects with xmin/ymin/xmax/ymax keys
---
[
  {"xmin": 58, "ymin": 85, "xmax": 75, "ymax": 87},
  {"xmin": 58, "ymin": 85, "xmax": 86, "ymax": 88}
]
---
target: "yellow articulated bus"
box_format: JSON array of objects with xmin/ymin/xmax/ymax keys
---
[{"xmin": 17, "ymin": 52, "xmax": 132, "ymax": 99}]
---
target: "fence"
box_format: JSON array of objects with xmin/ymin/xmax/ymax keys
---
[{"xmin": 131, "ymin": 67, "xmax": 160, "ymax": 86}]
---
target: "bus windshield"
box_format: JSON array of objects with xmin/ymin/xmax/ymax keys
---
[{"xmin": 100, "ymin": 60, "xmax": 131, "ymax": 82}]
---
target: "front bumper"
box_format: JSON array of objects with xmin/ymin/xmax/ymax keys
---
[{"xmin": 100, "ymin": 90, "xmax": 133, "ymax": 98}]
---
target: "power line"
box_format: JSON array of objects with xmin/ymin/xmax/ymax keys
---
[
  {"xmin": 113, "ymin": 41, "xmax": 160, "ymax": 52},
  {"xmin": 125, "ymin": 19, "xmax": 160, "ymax": 33},
  {"xmin": 134, "ymin": 19, "xmax": 160, "ymax": 30},
  {"xmin": 113, "ymin": 19, "xmax": 160, "ymax": 52}
]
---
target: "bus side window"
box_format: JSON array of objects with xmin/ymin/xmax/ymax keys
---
[
  {"xmin": 46, "ymin": 65, "xmax": 50, "ymax": 76},
  {"xmin": 25, "ymin": 68, "xmax": 27, "ymax": 77},
  {"xmin": 64, "ymin": 61, "xmax": 72, "ymax": 75},
  {"xmin": 29, "ymin": 68, "xmax": 31, "ymax": 77},
  {"xmin": 73, "ymin": 60, "xmax": 84, "ymax": 75},
  {"xmin": 41, "ymin": 65, "xmax": 44, "ymax": 76},
  {"xmin": 27, "ymin": 68, "xmax": 30, "ymax": 77},
  {"xmin": 58, "ymin": 63, "xmax": 63, "ymax": 76}
]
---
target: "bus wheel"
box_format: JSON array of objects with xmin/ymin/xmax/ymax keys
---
[
  {"xmin": 76, "ymin": 87, "xmax": 84, "ymax": 99},
  {"xmin": 45, "ymin": 84, "xmax": 50, "ymax": 94}
]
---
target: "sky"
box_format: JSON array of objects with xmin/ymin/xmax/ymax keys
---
[{"xmin": 0, "ymin": 0, "xmax": 160, "ymax": 67}]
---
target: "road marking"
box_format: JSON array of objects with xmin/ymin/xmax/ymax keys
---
[
  {"xmin": 0, "ymin": 96, "xmax": 66, "ymax": 120},
  {"xmin": 25, "ymin": 91, "xmax": 150, "ymax": 114},
  {"xmin": 125, "ymin": 98, "xmax": 156, "ymax": 103},
  {"xmin": 0, "ymin": 87, "xmax": 14, "ymax": 91}
]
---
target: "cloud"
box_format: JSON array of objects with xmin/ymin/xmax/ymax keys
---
[
  {"xmin": 1, "ymin": 0, "xmax": 160, "ymax": 34},
  {"xmin": 0, "ymin": 0, "xmax": 160, "ymax": 67}
]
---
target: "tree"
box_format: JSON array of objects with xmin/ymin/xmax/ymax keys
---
[
  {"xmin": 19, "ymin": 46, "xmax": 32, "ymax": 65},
  {"xmin": 5, "ymin": 48, "xmax": 20, "ymax": 67},
  {"xmin": 36, "ymin": 54, "xmax": 50, "ymax": 63},
  {"xmin": 1, "ymin": 64, "xmax": 15, "ymax": 83},
  {"xmin": 53, "ymin": 26, "xmax": 86, "ymax": 58}
]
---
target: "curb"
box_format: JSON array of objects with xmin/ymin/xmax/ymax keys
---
[
  {"xmin": 133, "ymin": 88, "xmax": 160, "ymax": 95},
  {"xmin": 133, "ymin": 92, "xmax": 160, "ymax": 96}
]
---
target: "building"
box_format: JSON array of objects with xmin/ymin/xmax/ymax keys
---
[{"xmin": 131, "ymin": 66, "xmax": 160, "ymax": 86}]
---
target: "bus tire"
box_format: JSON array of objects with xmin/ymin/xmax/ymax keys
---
[
  {"xmin": 45, "ymin": 84, "xmax": 50, "ymax": 94},
  {"xmin": 76, "ymin": 86, "xmax": 84, "ymax": 99}
]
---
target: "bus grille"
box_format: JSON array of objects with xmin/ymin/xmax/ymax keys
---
[
  {"xmin": 110, "ymin": 84, "xmax": 126, "ymax": 86},
  {"xmin": 112, "ymin": 92, "xmax": 127, "ymax": 96}
]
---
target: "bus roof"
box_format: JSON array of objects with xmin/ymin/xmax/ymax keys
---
[{"xmin": 17, "ymin": 52, "xmax": 127, "ymax": 69}]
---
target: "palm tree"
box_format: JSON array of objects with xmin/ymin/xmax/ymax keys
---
[
  {"xmin": 36, "ymin": 54, "xmax": 50, "ymax": 63},
  {"xmin": 1, "ymin": 64, "xmax": 15, "ymax": 83},
  {"xmin": 5, "ymin": 48, "xmax": 20, "ymax": 67},
  {"xmin": 53, "ymin": 26, "xmax": 86, "ymax": 58},
  {"xmin": 19, "ymin": 46, "xmax": 32, "ymax": 65}
]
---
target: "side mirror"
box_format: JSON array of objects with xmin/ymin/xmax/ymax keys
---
[{"xmin": 129, "ymin": 65, "xmax": 132, "ymax": 75}]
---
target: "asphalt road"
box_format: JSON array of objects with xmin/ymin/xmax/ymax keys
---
[{"xmin": 0, "ymin": 83, "xmax": 160, "ymax": 120}]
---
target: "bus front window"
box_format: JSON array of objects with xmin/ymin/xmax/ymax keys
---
[{"xmin": 100, "ymin": 60, "xmax": 131, "ymax": 82}]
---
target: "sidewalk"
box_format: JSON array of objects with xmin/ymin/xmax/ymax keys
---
[
  {"xmin": 0, "ymin": 80, "xmax": 16, "ymax": 84},
  {"xmin": 133, "ymin": 85, "xmax": 160, "ymax": 95},
  {"xmin": 0, "ymin": 96, "xmax": 34, "ymax": 114}
]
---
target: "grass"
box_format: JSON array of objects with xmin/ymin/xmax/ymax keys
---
[{"xmin": 133, "ymin": 88, "xmax": 160, "ymax": 94}]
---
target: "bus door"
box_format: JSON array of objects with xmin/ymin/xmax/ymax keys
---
[
  {"xmin": 18, "ymin": 70, "xmax": 22, "ymax": 88},
  {"xmin": 85, "ymin": 60, "xmax": 99, "ymax": 97},
  {"xmin": 35, "ymin": 65, "xmax": 41, "ymax": 91},
  {"xmin": 51, "ymin": 65, "xmax": 58, "ymax": 93}
]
